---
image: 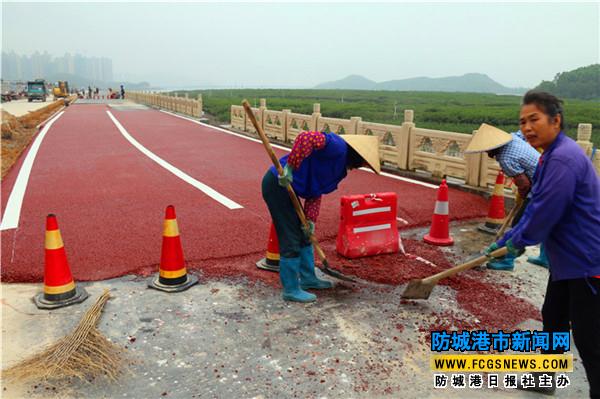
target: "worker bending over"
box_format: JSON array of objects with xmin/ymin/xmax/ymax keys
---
[{"xmin": 262, "ymin": 131, "xmax": 380, "ymax": 303}]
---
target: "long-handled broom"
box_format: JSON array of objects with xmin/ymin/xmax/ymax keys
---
[
  {"xmin": 402, "ymin": 198, "xmax": 525, "ymax": 299},
  {"xmin": 2, "ymin": 290, "xmax": 125, "ymax": 385},
  {"xmin": 242, "ymin": 100, "xmax": 356, "ymax": 282}
]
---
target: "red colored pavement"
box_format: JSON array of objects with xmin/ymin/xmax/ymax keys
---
[{"xmin": 1, "ymin": 105, "xmax": 488, "ymax": 283}]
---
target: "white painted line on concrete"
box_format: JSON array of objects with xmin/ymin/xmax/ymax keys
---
[
  {"xmin": 106, "ymin": 111, "xmax": 243, "ymax": 210},
  {"xmin": 359, "ymin": 168, "xmax": 439, "ymax": 189},
  {"xmin": 159, "ymin": 110, "xmax": 439, "ymax": 189},
  {"xmin": 36, "ymin": 106, "xmax": 65, "ymax": 129},
  {"xmin": 1, "ymin": 111, "xmax": 65, "ymax": 231}
]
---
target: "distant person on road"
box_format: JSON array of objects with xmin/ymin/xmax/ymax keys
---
[
  {"xmin": 88, "ymin": 86, "xmax": 92, "ymax": 99},
  {"xmin": 261, "ymin": 131, "xmax": 380, "ymax": 303},
  {"xmin": 95, "ymin": 87, "xmax": 99, "ymax": 99},
  {"xmin": 486, "ymin": 91, "xmax": 600, "ymax": 397},
  {"xmin": 120, "ymin": 85, "xmax": 125, "ymax": 99},
  {"xmin": 465, "ymin": 124, "xmax": 541, "ymax": 271}
]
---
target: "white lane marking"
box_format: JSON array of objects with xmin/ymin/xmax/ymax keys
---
[
  {"xmin": 359, "ymin": 168, "xmax": 439, "ymax": 189},
  {"xmin": 106, "ymin": 111, "xmax": 243, "ymax": 210},
  {"xmin": 159, "ymin": 110, "xmax": 291, "ymax": 152},
  {"xmin": 160, "ymin": 110, "xmax": 439, "ymax": 189},
  {"xmin": 1, "ymin": 111, "xmax": 65, "ymax": 231}
]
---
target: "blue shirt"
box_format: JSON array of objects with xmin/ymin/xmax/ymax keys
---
[
  {"xmin": 498, "ymin": 132, "xmax": 600, "ymax": 281},
  {"xmin": 496, "ymin": 131, "xmax": 540, "ymax": 180},
  {"xmin": 270, "ymin": 133, "xmax": 348, "ymax": 198}
]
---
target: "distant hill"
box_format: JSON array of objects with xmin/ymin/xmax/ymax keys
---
[
  {"xmin": 316, "ymin": 75, "xmax": 377, "ymax": 90},
  {"xmin": 535, "ymin": 64, "xmax": 600, "ymax": 100},
  {"xmin": 315, "ymin": 73, "xmax": 527, "ymax": 94}
]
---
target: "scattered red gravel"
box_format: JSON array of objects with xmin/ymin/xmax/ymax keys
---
[
  {"xmin": 2, "ymin": 104, "xmax": 536, "ymax": 334},
  {"xmin": 144, "ymin": 235, "xmax": 540, "ymax": 332}
]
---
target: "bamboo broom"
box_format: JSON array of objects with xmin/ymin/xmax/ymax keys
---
[{"xmin": 2, "ymin": 290, "xmax": 126, "ymax": 386}]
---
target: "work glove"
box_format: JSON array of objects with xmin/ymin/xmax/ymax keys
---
[
  {"xmin": 278, "ymin": 164, "xmax": 294, "ymax": 187},
  {"xmin": 506, "ymin": 239, "xmax": 525, "ymax": 257},
  {"xmin": 301, "ymin": 220, "xmax": 315, "ymax": 240},
  {"xmin": 484, "ymin": 242, "xmax": 500, "ymax": 256}
]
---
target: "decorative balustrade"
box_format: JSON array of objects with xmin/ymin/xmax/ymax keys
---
[
  {"xmin": 127, "ymin": 91, "xmax": 202, "ymax": 118},
  {"xmin": 227, "ymin": 98, "xmax": 598, "ymax": 188},
  {"xmin": 129, "ymin": 92, "xmax": 598, "ymax": 191}
]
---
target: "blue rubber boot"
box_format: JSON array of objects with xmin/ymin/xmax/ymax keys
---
[
  {"xmin": 279, "ymin": 257, "xmax": 317, "ymax": 303},
  {"xmin": 487, "ymin": 253, "xmax": 516, "ymax": 271},
  {"xmin": 299, "ymin": 245, "xmax": 333, "ymax": 290},
  {"xmin": 527, "ymin": 244, "xmax": 549, "ymax": 269}
]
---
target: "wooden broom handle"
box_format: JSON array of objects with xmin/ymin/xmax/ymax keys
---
[
  {"xmin": 242, "ymin": 101, "xmax": 329, "ymax": 262},
  {"xmin": 422, "ymin": 247, "xmax": 509, "ymax": 284},
  {"xmin": 494, "ymin": 197, "xmax": 525, "ymax": 240}
]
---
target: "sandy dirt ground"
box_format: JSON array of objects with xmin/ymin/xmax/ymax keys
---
[{"xmin": 0, "ymin": 98, "xmax": 56, "ymax": 117}]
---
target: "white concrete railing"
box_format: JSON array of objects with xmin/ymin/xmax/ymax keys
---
[
  {"xmin": 230, "ymin": 99, "xmax": 599, "ymax": 188},
  {"xmin": 128, "ymin": 91, "xmax": 202, "ymax": 118}
]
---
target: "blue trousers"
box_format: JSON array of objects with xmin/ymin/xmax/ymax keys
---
[{"xmin": 261, "ymin": 171, "xmax": 310, "ymax": 258}]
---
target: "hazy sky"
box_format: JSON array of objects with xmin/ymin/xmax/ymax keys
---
[{"xmin": 2, "ymin": 2, "xmax": 599, "ymax": 88}]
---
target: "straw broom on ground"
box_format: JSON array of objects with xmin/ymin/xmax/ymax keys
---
[{"xmin": 2, "ymin": 290, "xmax": 126, "ymax": 385}]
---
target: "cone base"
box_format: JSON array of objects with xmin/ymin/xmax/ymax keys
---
[
  {"xmin": 256, "ymin": 258, "xmax": 280, "ymax": 272},
  {"xmin": 478, "ymin": 223, "xmax": 501, "ymax": 235},
  {"xmin": 148, "ymin": 273, "xmax": 198, "ymax": 293},
  {"xmin": 423, "ymin": 234, "xmax": 454, "ymax": 246},
  {"xmin": 33, "ymin": 286, "xmax": 89, "ymax": 310}
]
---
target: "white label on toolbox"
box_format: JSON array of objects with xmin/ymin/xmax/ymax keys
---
[
  {"xmin": 351, "ymin": 201, "xmax": 359, "ymax": 209},
  {"xmin": 352, "ymin": 206, "xmax": 391, "ymax": 216},
  {"xmin": 353, "ymin": 224, "xmax": 392, "ymax": 234},
  {"xmin": 434, "ymin": 201, "xmax": 449, "ymax": 215}
]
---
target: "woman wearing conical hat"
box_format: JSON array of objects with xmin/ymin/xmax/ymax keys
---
[
  {"xmin": 261, "ymin": 130, "xmax": 380, "ymax": 302},
  {"xmin": 465, "ymin": 123, "xmax": 540, "ymax": 271}
]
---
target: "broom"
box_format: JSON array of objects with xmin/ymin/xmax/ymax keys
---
[{"xmin": 2, "ymin": 289, "xmax": 126, "ymax": 385}]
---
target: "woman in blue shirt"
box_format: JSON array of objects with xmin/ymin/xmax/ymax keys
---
[
  {"xmin": 262, "ymin": 132, "xmax": 380, "ymax": 303},
  {"xmin": 487, "ymin": 91, "xmax": 600, "ymax": 397}
]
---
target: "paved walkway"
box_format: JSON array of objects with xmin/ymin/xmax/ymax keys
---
[{"xmin": 1, "ymin": 103, "xmax": 487, "ymax": 283}]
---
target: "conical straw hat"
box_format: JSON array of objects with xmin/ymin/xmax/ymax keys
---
[
  {"xmin": 340, "ymin": 134, "xmax": 381, "ymax": 174},
  {"xmin": 464, "ymin": 123, "xmax": 513, "ymax": 153}
]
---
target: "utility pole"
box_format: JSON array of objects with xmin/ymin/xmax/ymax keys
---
[{"xmin": 393, "ymin": 101, "xmax": 397, "ymax": 120}]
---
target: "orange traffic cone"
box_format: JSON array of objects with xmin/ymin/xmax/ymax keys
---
[
  {"xmin": 424, "ymin": 179, "xmax": 454, "ymax": 246},
  {"xmin": 479, "ymin": 171, "xmax": 506, "ymax": 234},
  {"xmin": 33, "ymin": 214, "xmax": 89, "ymax": 309},
  {"xmin": 256, "ymin": 222, "xmax": 280, "ymax": 272},
  {"xmin": 148, "ymin": 205, "xmax": 198, "ymax": 292}
]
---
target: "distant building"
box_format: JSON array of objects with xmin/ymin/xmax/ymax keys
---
[{"xmin": 1, "ymin": 51, "xmax": 114, "ymax": 83}]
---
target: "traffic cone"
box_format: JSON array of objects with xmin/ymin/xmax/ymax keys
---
[
  {"xmin": 479, "ymin": 171, "xmax": 506, "ymax": 234},
  {"xmin": 256, "ymin": 222, "xmax": 280, "ymax": 272},
  {"xmin": 148, "ymin": 205, "xmax": 198, "ymax": 292},
  {"xmin": 424, "ymin": 179, "xmax": 454, "ymax": 246},
  {"xmin": 33, "ymin": 214, "xmax": 89, "ymax": 309}
]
